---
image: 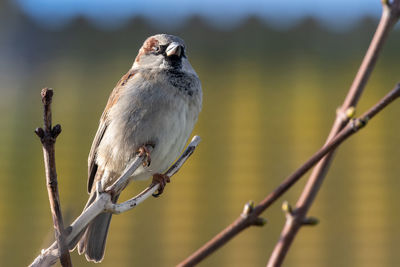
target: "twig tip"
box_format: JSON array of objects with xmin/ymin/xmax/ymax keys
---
[
  {"xmin": 190, "ymin": 135, "xmax": 201, "ymax": 146},
  {"xmin": 41, "ymin": 88, "xmax": 54, "ymax": 105}
]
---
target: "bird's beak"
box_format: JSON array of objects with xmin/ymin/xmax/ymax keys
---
[{"xmin": 166, "ymin": 42, "xmax": 182, "ymax": 57}]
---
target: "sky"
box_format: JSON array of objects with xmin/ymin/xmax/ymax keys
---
[{"xmin": 15, "ymin": 0, "xmax": 383, "ymax": 29}]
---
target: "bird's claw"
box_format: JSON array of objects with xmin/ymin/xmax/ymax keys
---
[
  {"xmin": 138, "ymin": 146, "xmax": 151, "ymax": 167},
  {"xmin": 152, "ymin": 173, "xmax": 170, "ymax": 197}
]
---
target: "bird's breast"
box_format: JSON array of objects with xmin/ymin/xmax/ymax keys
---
[{"xmin": 96, "ymin": 70, "xmax": 201, "ymax": 185}]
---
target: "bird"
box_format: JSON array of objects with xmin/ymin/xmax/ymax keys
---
[{"xmin": 71, "ymin": 34, "xmax": 202, "ymax": 262}]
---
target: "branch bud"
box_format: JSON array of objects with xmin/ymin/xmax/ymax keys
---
[
  {"xmin": 282, "ymin": 201, "xmax": 293, "ymax": 215},
  {"xmin": 253, "ymin": 217, "xmax": 268, "ymax": 226},
  {"xmin": 35, "ymin": 127, "xmax": 45, "ymax": 139},
  {"xmin": 302, "ymin": 216, "xmax": 319, "ymax": 226},
  {"xmin": 345, "ymin": 107, "xmax": 356, "ymax": 119},
  {"xmin": 52, "ymin": 124, "xmax": 62, "ymax": 138},
  {"xmin": 241, "ymin": 200, "xmax": 255, "ymax": 217},
  {"xmin": 41, "ymin": 88, "xmax": 53, "ymax": 105},
  {"xmin": 351, "ymin": 117, "xmax": 369, "ymax": 132}
]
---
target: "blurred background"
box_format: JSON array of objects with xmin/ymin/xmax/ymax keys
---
[{"xmin": 1, "ymin": 0, "xmax": 400, "ymax": 266}]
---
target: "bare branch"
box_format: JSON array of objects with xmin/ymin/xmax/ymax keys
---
[
  {"xmin": 34, "ymin": 88, "xmax": 72, "ymax": 267},
  {"xmin": 107, "ymin": 136, "xmax": 201, "ymax": 214},
  {"xmin": 267, "ymin": 2, "xmax": 400, "ymax": 266},
  {"xmin": 178, "ymin": 84, "xmax": 400, "ymax": 267},
  {"xmin": 105, "ymin": 146, "xmax": 153, "ymax": 196},
  {"xmin": 29, "ymin": 135, "xmax": 201, "ymax": 267}
]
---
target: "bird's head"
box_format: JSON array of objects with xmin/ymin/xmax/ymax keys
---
[{"xmin": 133, "ymin": 34, "xmax": 192, "ymax": 72}]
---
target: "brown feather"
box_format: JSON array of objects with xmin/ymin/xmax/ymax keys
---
[
  {"xmin": 87, "ymin": 69, "xmax": 137, "ymax": 192},
  {"xmin": 135, "ymin": 37, "xmax": 159, "ymax": 63}
]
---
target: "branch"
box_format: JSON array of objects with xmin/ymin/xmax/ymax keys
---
[
  {"xmin": 267, "ymin": 2, "xmax": 400, "ymax": 266},
  {"xmin": 106, "ymin": 136, "xmax": 200, "ymax": 214},
  {"xmin": 29, "ymin": 135, "xmax": 201, "ymax": 267},
  {"xmin": 178, "ymin": 84, "xmax": 400, "ymax": 267},
  {"xmin": 34, "ymin": 88, "xmax": 72, "ymax": 267}
]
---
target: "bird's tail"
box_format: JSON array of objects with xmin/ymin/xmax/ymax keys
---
[
  {"xmin": 69, "ymin": 192, "xmax": 119, "ymax": 263},
  {"xmin": 78, "ymin": 211, "xmax": 113, "ymax": 262}
]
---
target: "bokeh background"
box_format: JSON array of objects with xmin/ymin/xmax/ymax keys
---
[{"xmin": 1, "ymin": 0, "xmax": 400, "ymax": 266}]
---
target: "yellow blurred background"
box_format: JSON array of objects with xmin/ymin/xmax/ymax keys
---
[{"xmin": 1, "ymin": 0, "xmax": 400, "ymax": 266}]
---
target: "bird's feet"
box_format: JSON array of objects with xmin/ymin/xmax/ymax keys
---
[
  {"xmin": 138, "ymin": 145, "xmax": 151, "ymax": 167},
  {"xmin": 152, "ymin": 173, "xmax": 170, "ymax": 197}
]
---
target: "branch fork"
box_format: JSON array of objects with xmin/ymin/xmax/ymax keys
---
[
  {"xmin": 282, "ymin": 201, "xmax": 318, "ymax": 226},
  {"xmin": 241, "ymin": 201, "xmax": 267, "ymax": 226},
  {"xmin": 34, "ymin": 88, "xmax": 72, "ymax": 267},
  {"xmin": 30, "ymin": 135, "xmax": 201, "ymax": 267},
  {"xmin": 266, "ymin": 0, "xmax": 400, "ymax": 264},
  {"xmin": 32, "ymin": 1, "xmax": 400, "ymax": 266},
  {"xmin": 179, "ymin": 3, "xmax": 400, "ymax": 259}
]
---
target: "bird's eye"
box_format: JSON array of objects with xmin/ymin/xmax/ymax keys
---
[{"xmin": 154, "ymin": 44, "xmax": 169, "ymax": 55}]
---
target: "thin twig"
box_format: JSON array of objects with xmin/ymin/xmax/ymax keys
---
[
  {"xmin": 105, "ymin": 146, "xmax": 153, "ymax": 196},
  {"xmin": 34, "ymin": 88, "xmax": 72, "ymax": 267},
  {"xmin": 29, "ymin": 136, "xmax": 201, "ymax": 267},
  {"xmin": 178, "ymin": 84, "xmax": 400, "ymax": 267},
  {"xmin": 267, "ymin": 2, "xmax": 400, "ymax": 266},
  {"xmin": 106, "ymin": 136, "xmax": 201, "ymax": 214}
]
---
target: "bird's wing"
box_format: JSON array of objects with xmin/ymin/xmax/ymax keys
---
[{"xmin": 87, "ymin": 69, "xmax": 137, "ymax": 193}]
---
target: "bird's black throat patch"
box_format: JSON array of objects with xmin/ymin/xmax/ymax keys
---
[{"xmin": 166, "ymin": 69, "xmax": 195, "ymax": 97}]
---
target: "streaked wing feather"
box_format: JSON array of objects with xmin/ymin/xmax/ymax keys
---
[
  {"xmin": 87, "ymin": 119, "xmax": 107, "ymax": 192},
  {"xmin": 87, "ymin": 69, "xmax": 137, "ymax": 193}
]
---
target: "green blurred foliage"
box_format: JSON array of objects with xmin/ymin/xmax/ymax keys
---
[{"xmin": 1, "ymin": 3, "xmax": 400, "ymax": 267}]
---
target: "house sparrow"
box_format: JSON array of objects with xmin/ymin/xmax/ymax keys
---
[{"xmin": 73, "ymin": 34, "xmax": 202, "ymax": 262}]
